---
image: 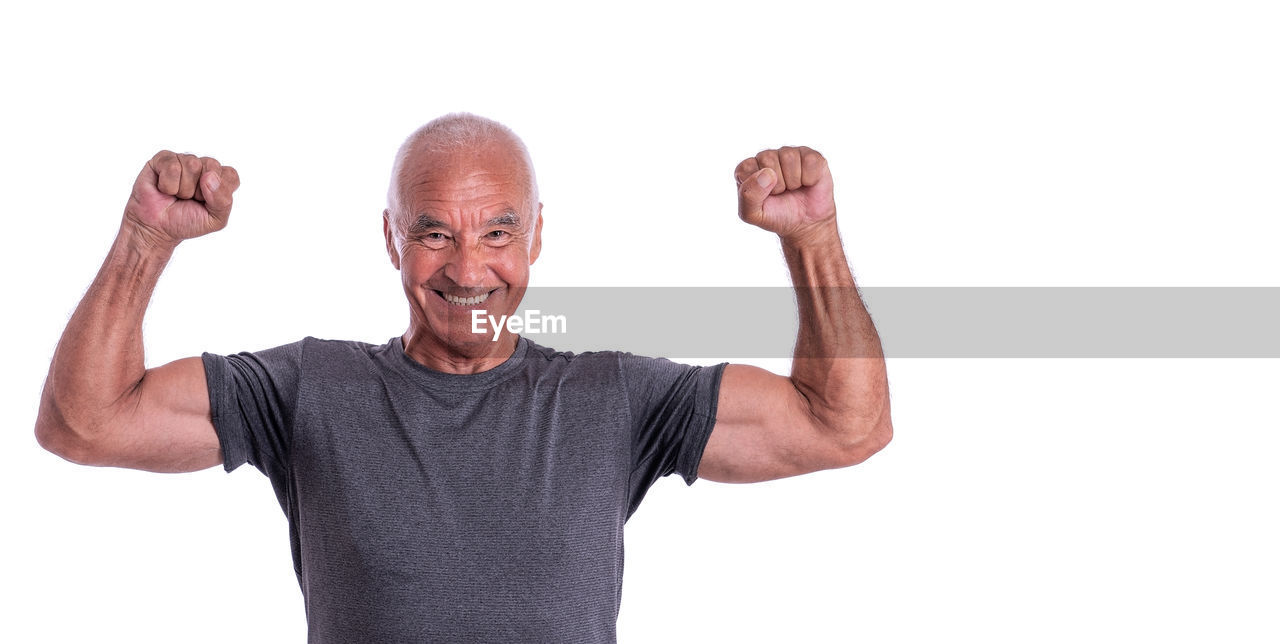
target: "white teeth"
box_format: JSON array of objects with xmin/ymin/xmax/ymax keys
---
[{"xmin": 443, "ymin": 291, "xmax": 490, "ymax": 306}]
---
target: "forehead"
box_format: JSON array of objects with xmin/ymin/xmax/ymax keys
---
[{"xmin": 397, "ymin": 143, "xmax": 531, "ymax": 212}]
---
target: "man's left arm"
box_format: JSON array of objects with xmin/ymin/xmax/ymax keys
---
[{"xmin": 698, "ymin": 146, "xmax": 893, "ymax": 484}]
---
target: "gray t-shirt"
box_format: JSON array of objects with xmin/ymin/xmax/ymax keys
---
[{"xmin": 202, "ymin": 335, "xmax": 725, "ymax": 643}]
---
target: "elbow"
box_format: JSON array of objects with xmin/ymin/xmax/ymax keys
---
[
  {"xmin": 35, "ymin": 402, "xmax": 106, "ymax": 467},
  {"xmin": 35, "ymin": 419, "xmax": 91, "ymax": 466},
  {"xmin": 837, "ymin": 417, "xmax": 892, "ymax": 468},
  {"xmin": 826, "ymin": 401, "xmax": 893, "ymax": 469},
  {"xmin": 864, "ymin": 416, "xmax": 894, "ymax": 458},
  {"xmin": 797, "ymin": 369, "xmax": 893, "ymax": 471}
]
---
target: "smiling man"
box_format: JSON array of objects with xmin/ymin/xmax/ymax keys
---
[
  {"xmin": 35, "ymin": 113, "xmax": 892, "ymax": 642},
  {"xmin": 383, "ymin": 121, "xmax": 543, "ymax": 372}
]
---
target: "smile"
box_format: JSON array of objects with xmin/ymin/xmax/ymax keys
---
[{"xmin": 438, "ymin": 290, "xmax": 494, "ymax": 306}]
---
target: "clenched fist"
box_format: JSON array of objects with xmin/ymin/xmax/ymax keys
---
[
  {"xmin": 124, "ymin": 150, "xmax": 241, "ymax": 247},
  {"xmin": 735, "ymin": 146, "xmax": 836, "ymax": 242}
]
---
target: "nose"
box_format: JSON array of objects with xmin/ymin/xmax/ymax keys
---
[{"xmin": 444, "ymin": 242, "xmax": 487, "ymax": 288}]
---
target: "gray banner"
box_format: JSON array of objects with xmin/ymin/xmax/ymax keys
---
[{"xmin": 493, "ymin": 287, "xmax": 1280, "ymax": 358}]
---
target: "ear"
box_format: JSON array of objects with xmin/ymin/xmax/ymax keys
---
[
  {"xmin": 383, "ymin": 210, "xmax": 401, "ymax": 270},
  {"xmin": 529, "ymin": 202, "xmax": 543, "ymax": 265}
]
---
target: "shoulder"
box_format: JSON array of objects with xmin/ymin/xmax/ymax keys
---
[
  {"xmin": 518, "ymin": 339, "xmax": 638, "ymax": 390},
  {"xmin": 519, "ymin": 339, "xmax": 719, "ymax": 391},
  {"xmin": 298, "ymin": 336, "xmax": 387, "ymax": 358},
  {"xmin": 521, "ymin": 337, "xmax": 619, "ymax": 366},
  {"xmin": 274, "ymin": 336, "xmax": 397, "ymax": 380}
]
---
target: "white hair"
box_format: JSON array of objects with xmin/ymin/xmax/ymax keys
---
[{"xmin": 387, "ymin": 112, "xmax": 538, "ymax": 215}]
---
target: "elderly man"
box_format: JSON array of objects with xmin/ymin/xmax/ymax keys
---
[{"xmin": 36, "ymin": 113, "xmax": 891, "ymax": 642}]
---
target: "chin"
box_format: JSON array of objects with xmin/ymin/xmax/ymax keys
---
[{"xmin": 407, "ymin": 288, "xmax": 523, "ymax": 355}]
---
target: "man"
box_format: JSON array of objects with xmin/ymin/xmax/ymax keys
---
[{"xmin": 36, "ymin": 113, "xmax": 891, "ymax": 642}]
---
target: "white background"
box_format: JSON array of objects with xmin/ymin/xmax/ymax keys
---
[{"xmin": 3, "ymin": 1, "xmax": 1277, "ymax": 642}]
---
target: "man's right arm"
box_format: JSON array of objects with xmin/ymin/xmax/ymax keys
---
[{"xmin": 35, "ymin": 151, "xmax": 241, "ymax": 473}]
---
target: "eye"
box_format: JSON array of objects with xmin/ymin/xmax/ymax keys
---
[
  {"xmin": 486, "ymin": 230, "xmax": 508, "ymax": 239},
  {"xmin": 426, "ymin": 232, "xmax": 446, "ymax": 240}
]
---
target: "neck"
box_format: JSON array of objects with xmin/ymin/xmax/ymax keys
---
[{"xmin": 400, "ymin": 327, "xmax": 520, "ymax": 374}]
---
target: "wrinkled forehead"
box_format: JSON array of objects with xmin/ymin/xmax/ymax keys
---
[{"xmin": 391, "ymin": 140, "xmax": 537, "ymax": 220}]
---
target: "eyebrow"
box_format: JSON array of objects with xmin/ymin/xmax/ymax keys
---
[
  {"xmin": 407, "ymin": 215, "xmax": 448, "ymax": 236},
  {"xmin": 485, "ymin": 212, "xmax": 522, "ymax": 228},
  {"xmin": 406, "ymin": 211, "xmax": 522, "ymax": 236}
]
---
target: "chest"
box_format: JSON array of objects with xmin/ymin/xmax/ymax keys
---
[{"xmin": 286, "ymin": 370, "xmax": 631, "ymax": 554}]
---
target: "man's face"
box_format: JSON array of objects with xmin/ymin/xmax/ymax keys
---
[{"xmin": 383, "ymin": 142, "xmax": 543, "ymax": 360}]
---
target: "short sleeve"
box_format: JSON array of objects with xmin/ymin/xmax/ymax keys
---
[
  {"xmin": 622, "ymin": 354, "xmax": 727, "ymax": 517},
  {"xmin": 201, "ymin": 340, "xmax": 305, "ymax": 475}
]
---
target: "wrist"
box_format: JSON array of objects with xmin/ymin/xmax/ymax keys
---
[
  {"xmin": 118, "ymin": 217, "xmax": 180, "ymax": 257},
  {"xmin": 780, "ymin": 218, "xmax": 853, "ymax": 288},
  {"xmin": 779, "ymin": 218, "xmax": 841, "ymax": 251}
]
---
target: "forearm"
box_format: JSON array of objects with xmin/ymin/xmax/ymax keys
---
[
  {"xmin": 782, "ymin": 220, "xmax": 891, "ymax": 438},
  {"xmin": 37, "ymin": 222, "xmax": 176, "ymax": 447}
]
